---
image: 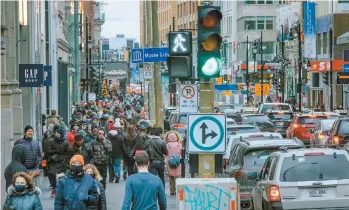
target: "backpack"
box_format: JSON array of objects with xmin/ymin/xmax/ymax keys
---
[{"xmin": 167, "ymin": 144, "xmax": 181, "ymax": 169}]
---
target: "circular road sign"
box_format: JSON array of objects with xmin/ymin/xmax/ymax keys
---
[
  {"xmin": 181, "ymin": 85, "xmax": 196, "ymax": 99},
  {"xmin": 144, "ymin": 64, "xmax": 152, "ymax": 72}
]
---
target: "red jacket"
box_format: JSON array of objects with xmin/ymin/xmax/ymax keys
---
[{"xmin": 66, "ymin": 132, "xmax": 76, "ymax": 148}]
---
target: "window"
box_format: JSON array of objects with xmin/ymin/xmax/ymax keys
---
[
  {"xmin": 245, "ymin": 17, "xmax": 256, "ymax": 30},
  {"xmin": 317, "ymin": 33, "xmax": 321, "ymax": 54},
  {"xmin": 258, "ymin": 0, "xmax": 265, "ymax": 4},
  {"xmin": 266, "ymin": 16, "xmax": 274, "ymax": 30},
  {"xmin": 245, "ymin": 0, "xmax": 256, "ymax": 4},
  {"xmin": 260, "ymin": 157, "xmax": 273, "ymax": 180},
  {"xmin": 266, "ymin": 0, "xmax": 273, "ymax": 4},
  {"xmin": 257, "ymin": 17, "xmax": 265, "ymax": 30},
  {"xmin": 323, "ymin": 32, "xmax": 327, "ymax": 54}
]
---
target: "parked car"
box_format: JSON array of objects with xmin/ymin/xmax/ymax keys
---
[
  {"xmin": 309, "ymin": 119, "xmax": 335, "ymax": 145},
  {"xmin": 266, "ymin": 110, "xmax": 294, "ymax": 137},
  {"xmin": 329, "ymin": 117, "xmax": 349, "ymax": 144},
  {"xmin": 252, "ymin": 147, "xmax": 349, "ymax": 210},
  {"xmin": 164, "ymin": 107, "xmax": 177, "ymax": 131},
  {"xmin": 167, "ymin": 111, "xmax": 188, "ymax": 137},
  {"xmin": 257, "ymin": 103, "xmax": 293, "ymax": 114},
  {"xmin": 286, "ymin": 113, "xmax": 327, "ymax": 144},
  {"xmin": 225, "ymin": 138, "xmax": 304, "ymax": 210}
]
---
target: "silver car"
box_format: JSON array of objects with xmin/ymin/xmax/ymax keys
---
[
  {"xmin": 252, "ymin": 148, "xmax": 349, "ymax": 210},
  {"xmin": 309, "ymin": 119, "xmax": 335, "ymax": 145}
]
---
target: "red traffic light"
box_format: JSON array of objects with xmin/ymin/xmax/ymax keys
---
[{"xmin": 200, "ymin": 8, "xmax": 222, "ymax": 28}]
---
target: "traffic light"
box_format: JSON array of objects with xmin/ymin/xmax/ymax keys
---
[
  {"xmin": 197, "ymin": 5, "xmax": 223, "ymax": 79},
  {"xmin": 323, "ymin": 72, "xmax": 329, "ymax": 85},
  {"xmin": 223, "ymin": 74, "xmax": 228, "ymax": 84},
  {"xmin": 167, "ymin": 31, "xmax": 192, "ymax": 78}
]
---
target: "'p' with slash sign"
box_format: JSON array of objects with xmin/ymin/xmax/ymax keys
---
[{"xmin": 181, "ymin": 85, "xmax": 195, "ymax": 99}]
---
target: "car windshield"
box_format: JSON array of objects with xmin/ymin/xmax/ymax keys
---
[
  {"xmin": 268, "ymin": 113, "xmax": 293, "ymax": 120},
  {"xmin": 227, "ymin": 127, "xmax": 260, "ymax": 134},
  {"xmin": 244, "ymin": 116, "xmax": 274, "ymax": 127},
  {"xmin": 322, "ymin": 120, "xmax": 335, "ymax": 131},
  {"xmin": 280, "ymin": 154, "xmax": 349, "ymax": 182},
  {"xmin": 244, "ymin": 150, "xmax": 276, "ymax": 170},
  {"xmin": 339, "ymin": 120, "xmax": 349, "ymax": 135},
  {"xmin": 298, "ymin": 116, "xmax": 326, "ymax": 125},
  {"xmin": 261, "ymin": 104, "xmax": 291, "ymax": 113},
  {"xmin": 218, "ymin": 105, "xmax": 234, "ymax": 111},
  {"xmin": 179, "ymin": 115, "xmax": 187, "ymax": 125}
]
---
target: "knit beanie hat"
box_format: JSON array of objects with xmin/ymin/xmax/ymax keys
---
[
  {"xmin": 24, "ymin": 125, "xmax": 34, "ymax": 133},
  {"xmin": 55, "ymin": 128, "xmax": 65, "ymax": 138},
  {"xmin": 70, "ymin": 155, "xmax": 84, "ymax": 166}
]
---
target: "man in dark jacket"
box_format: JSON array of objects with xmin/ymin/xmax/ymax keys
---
[
  {"xmin": 147, "ymin": 127, "xmax": 168, "ymax": 188},
  {"xmin": 15, "ymin": 125, "xmax": 42, "ymax": 175},
  {"xmin": 69, "ymin": 134, "xmax": 93, "ymax": 164},
  {"xmin": 90, "ymin": 128, "xmax": 112, "ymax": 188},
  {"xmin": 107, "ymin": 125, "xmax": 127, "ymax": 183},
  {"xmin": 54, "ymin": 155, "xmax": 99, "ymax": 209},
  {"xmin": 4, "ymin": 145, "xmax": 29, "ymax": 191}
]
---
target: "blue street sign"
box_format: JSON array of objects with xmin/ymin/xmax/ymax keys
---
[
  {"xmin": 131, "ymin": 47, "xmax": 169, "ymax": 63},
  {"xmin": 215, "ymin": 84, "xmax": 238, "ymax": 91},
  {"xmin": 343, "ymin": 64, "xmax": 349, "ymax": 73}
]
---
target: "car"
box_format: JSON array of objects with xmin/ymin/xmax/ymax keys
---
[
  {"xmin": 167, "ymin": 111, "xmax": 188, "ymax": 137},
  {"xmin": 216, "ymin": 104, "xmax": 244, "ymax": 114},
  {"xmin": 252, "ymin": 147, "xmax": 349, "ymax": 210},
  {"xmin": 266, "ymin": 111, "xmax": 294, "ymax": 137},
  {"xmin": 236, "ymin": 114, "xmax": 278, "ymax": 133},
  {"xmin": 309, "ymin": 119, "xmax": 336, "ymax": 145},
  {"xmin": 286, "ymin": 113, "xmax": 327, "ymax": 144},
  {"xmin": 328, "ymin": 117, "xmax": 349, "ymax": 144},
  {"xmin": 227, "ymin": 124, "xmax": 261, "ymax": 136},
  {"xmin": 243, "ymin": 107, "xmax": 258, "ymax": 114},
  {"xmin": 225, "ymin": 138, "xmax": 304, "ymax": 210},
  {"xmin": 314, "ymin": 111, "xmax": 341, "ymax": 120},
  {"xmin": 334, "ymin": 108, "xmax": 349, "ymax": 116},
  {"xmin": 224, "ymin": 132, "xmax": 283, "ymax": 162},
  {"xmin": 257, "ymin": 103, "xmax": 293, "ymax": 114},
  {"xmin": 164, "ymin": 107, "xmax": 177, "ymax": 131}
]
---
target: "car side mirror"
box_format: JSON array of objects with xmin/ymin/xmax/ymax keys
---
[{"xmin": 247, "ymin": 171, "xmax": 258, "ymax": 180}]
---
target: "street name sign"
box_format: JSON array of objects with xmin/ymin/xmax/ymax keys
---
[
  {"xmin": 143, "ymin": 63, "xmax": 153, "ymax": 79},
  {"xmin": 131, "ymin": 47, "xmax": 169, "ymax": 63},
  {"xmin": 179, "ymin": 85, "xmax": 198, "ymax": 113},
  {"xmin": 188, "ymin": 114, "xmax": 226, "ymax": 154}
]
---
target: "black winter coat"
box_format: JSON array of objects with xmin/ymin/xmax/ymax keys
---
[
  {"xmin": 89, "ymin": 180, "xmax": 107, "ymax": 210},
  {"xmin": 4, "ymin": 145, "xmax": 29, "ymax": 191},
  {"xmin": 107, "ymin": 131, "xmax": 127, "ymax": 158},
  {"xmin": 47, "ymin": 137, "xmax": 69, "ymax": 174}
]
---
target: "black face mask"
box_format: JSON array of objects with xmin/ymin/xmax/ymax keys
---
[{"xmin": 71, "ymin": 165, "xmax": 83, "ymax": 177}]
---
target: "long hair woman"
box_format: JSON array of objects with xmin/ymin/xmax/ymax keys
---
[
  {"xmin": 124, "ymin": 125, "xmax": 137, "ymax": 176},
  {"xmin": 83, "ymin": 164, "xmax": 107, "ymax": 210},
  {"xmin": 3, "ymin": 172, "xmax": 42, "ymax": 210}
]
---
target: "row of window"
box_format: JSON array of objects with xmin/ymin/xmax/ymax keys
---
[
  {"xmin": 245, "ymin": 0, "xmax": 286, "ymax": 4},
  {"xmin": 245, "ymin": 16, "xmax": 275, "ymax": 30},
  {"xmin": 177, "ymin": 1, "xmax": 198, "ymax": 18},
  {"xmin": 317, "ymin": 32, "xmax": 328, "ymax": 55}
]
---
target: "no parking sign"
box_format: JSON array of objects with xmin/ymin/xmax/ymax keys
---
[{"xmin": 179, "ymin": 84, "xmax": 198, "ymax": 113}]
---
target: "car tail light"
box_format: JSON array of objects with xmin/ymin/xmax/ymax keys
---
[
  {"xmin": 304, "ymin": 152, "xmax": 325, "ymax": 156},
  {"xmin": 233, "ymin": 170, "xmax": 248, "ymax": 178},
  {"xmin": 269, "ymin": 185, "xmax": 281, "ymax": 202},
  {"xmin": 319, "ymin": 134, "xmax": 325, "ymax": 139},
  {"xmin": 293, "ymin": 124, "xmax": 299, "ymax": 128},
  {"xmin": 333, "ymin": 136, "xmax": 341, "ymax": 144},
  {"xmin": 173, "ymin": 123, "xmax": 185, "ymax": 128}
]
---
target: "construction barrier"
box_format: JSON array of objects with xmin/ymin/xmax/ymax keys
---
[{"xmin": 176, "ymin": 178, "xmax": 238, "ymax": 210}]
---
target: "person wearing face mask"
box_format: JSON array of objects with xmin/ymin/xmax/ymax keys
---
[
  {"xmin": 90, "ymin": 128, "xmax": 112, "ymax": 188},
  {"xmin": 83, "ymin": 164, "xmax": 107, "ymax": 210},
  {"xmin": 84, "ymin": 123, "xmax": 98, "ymax": 146},
  {"xmin": 105, "ymin": 115, "xmax": 115, "ymax": 133},
  {"xmin": 66, "ymin": 123, "xmax": 81, "ymax": 148},
  {"xmin": 54, "ymin": 155, "xmax": 98, "ymax": 210},
  {"xmin": 3, "ymin": 172, "xmax": 43, "ymax": 210},
  {"xmin": 15, "ymin": 125, "xmax": 42, "ymax": 176},
  {"xmin": 46, "ymin": 128, "xmax": 70, "ymax": 198},
  {"xmin": 69, "ymin": 134, "xmax": 94, "ymax": 165}
]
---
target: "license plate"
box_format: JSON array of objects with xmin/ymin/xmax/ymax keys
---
[
  {"xmin": 309, "ymin": 188, "xmax": 326, "ymax": 197},
  {"xmin": 276, "ymin": 122, "xmax": 284, "ymax": 126}
]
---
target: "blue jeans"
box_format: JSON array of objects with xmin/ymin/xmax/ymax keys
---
[{"xmin": 113, "ymin": 157, "xmax": 122, "ymax": 177}]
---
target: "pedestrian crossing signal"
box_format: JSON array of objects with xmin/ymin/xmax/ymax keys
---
[{"xmin": 168, "ymin": 32, "xmax": 192, "ymax": 56}]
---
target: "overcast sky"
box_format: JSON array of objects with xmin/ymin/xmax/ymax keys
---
[{"xmin": 101, "ymin": 1, "xmax": 140, "ymax": 41}]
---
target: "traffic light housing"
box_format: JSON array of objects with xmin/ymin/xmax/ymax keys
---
[
  {"xmin": 197, "ymin": 6, "xmax": 223, "ymax": 79},
  {"xmin": 223, "ymin": 74, "xmax": 228, "ymax": 84},
  {"xmin": 323, "ymin": 72, "xmax": 329, "ymax": 85}
]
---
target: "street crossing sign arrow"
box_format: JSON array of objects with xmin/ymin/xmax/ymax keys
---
[{"xmin": 188, "ymin": 114, "xmax": 226, "ymax": 154}]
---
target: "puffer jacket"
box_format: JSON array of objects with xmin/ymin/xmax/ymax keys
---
[
  {"xmin": 3, "ymin": 186, "xmax": 42, "ymax": 210},
  {"xmin": 54, "ymin": 171, "xmax": 99, "ymax": 210},
  {"xmin": 14, "ymin": 137, "xmax": 42, "ymax": 170},
  {"xmin": 46, "ymin": 137, "xmax": 69, "ymax": 175},
  {"xmin": 90, "ymin": 139, "xmax": 112, "ymax": 166},
  {"xmin": 107, "ymin": 130, "xmax": 127, "ymax": 158},
  {"xmin": 89, "ymin": 180, "xmax": 107, "ymax": 210}
]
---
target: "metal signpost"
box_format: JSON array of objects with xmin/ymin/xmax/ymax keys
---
[
  {"xmin": 188, "ymin": 114, "xmax": 226, "ymax": 154},
  {"xmin": 179, "ymin": 84, "xmax": 198, "ymax": 113}
]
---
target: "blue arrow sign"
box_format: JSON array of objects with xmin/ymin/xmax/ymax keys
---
[
  {"xmin": 215, "ymin": 84, "xmax": 238, "ymax": 91},
  {"xmin": 343, "ymin": 64, "xmax": 349, "ymax": 73},
  {"xmin": 131, "ymin": 47, "xmax": 169, "ymax": 63}
]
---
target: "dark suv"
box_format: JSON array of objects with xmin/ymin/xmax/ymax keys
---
[
  {"xmin": 329, "ymin": 117, "xmax": 349, "ymax": 144},
  {"xmin": 266, "ymin": 111, "xmax": 294, "ymax": 137}
]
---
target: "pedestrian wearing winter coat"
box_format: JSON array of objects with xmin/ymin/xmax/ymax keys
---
[
  {"xmin": 69, "ymin": 134, "xmax": 94, "ymax": 165},
  {"xmin": 54, "ymin": 155, "xmax": 99, "ymax": 210},
  {"xmin": 47, "ymin": 128, "xmax": 70, "ymax": 198},
  {"xmin": 107, "ymin": 124, "xmax": 127, "ymax": 183},
  {"xmin": 84, "ymin": 123, "xmax": 98, "ymax": 146},
  {"xmin": 4, "ymin": 145, "xmax": 29, "ymax": 191},
  {"xmin": 15, "ymin": 126, "xmax": 42, "ymax": 175},
  {"xmin": 46, "ymin": 110, "xmax": 60, "ymax": 129},
  {"xmin": 66, "ymin": 122, "xmax": 81, "ymax": 148},
  {"xmin": 3, "ymin": 172, "xmax": 43, "ymax": 210},
  {"xmin": 90, "ymin": 128, "xmax": 112, "ymax": 188},
  {"xmin": 165, "ymin": 131, "xmax": 183, "ymax": 195},
  {"xmin": 83, "ymin": 164, "xmax": 107, "ymax": 210},
  {"xmin": 124, "ymin": 125, "xmax": 137, "ymax": 177}
]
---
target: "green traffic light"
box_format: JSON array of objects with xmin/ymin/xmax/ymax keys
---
[{"xmin": 202, "ymin": 57, "xmax": 221, "ymax": 76}]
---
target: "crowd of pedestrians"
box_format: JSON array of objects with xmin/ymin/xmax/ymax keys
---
[{"xmin": 3, "ymin": 92, "xmax": 184, "ymax": 210}]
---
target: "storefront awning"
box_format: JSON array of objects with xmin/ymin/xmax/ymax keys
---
[{"xmin": 336, "ymin": 31, "xmax": 349, "ymax": 45}]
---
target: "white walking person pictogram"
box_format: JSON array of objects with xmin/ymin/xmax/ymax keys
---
[{"xmin": 173, "ymin": 34, "xmax": 187, "ymax": 52}]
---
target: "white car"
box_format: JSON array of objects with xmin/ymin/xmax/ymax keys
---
[
  {"xmin": 252, "ymin": 148, "xmax": 349, "ymax": 210},
  {"xmin": 243, "ymin": 107, "xmax": 258, "ymax": 114}
]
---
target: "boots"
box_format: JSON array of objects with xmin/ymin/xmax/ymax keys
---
[
  {"xmin": 115, "ymin": 174, "xmax": 120, "ymax": 183},
  {"xmin": 50, "ymin": 188, "xmax": 56, "ymax": 198}
]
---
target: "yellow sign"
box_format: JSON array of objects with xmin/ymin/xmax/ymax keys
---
[
  {"xmin": 222, "ymin": 91, "xmax": 232, "ymax": 96},
  {"xmin": 216, "ymin": 76, "xmax": 222, "ymax": 84},
  {"xmin": 254, "ymin": 84, "xmax": 270, "ymax": 96}
]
